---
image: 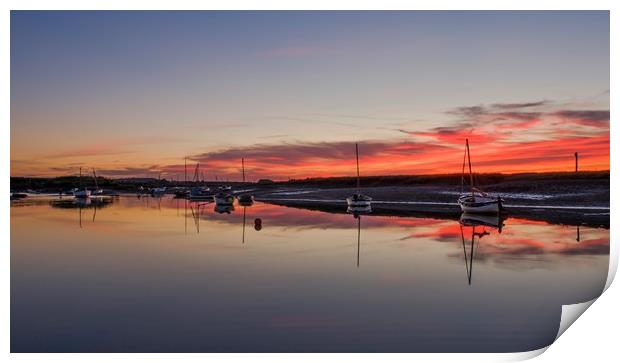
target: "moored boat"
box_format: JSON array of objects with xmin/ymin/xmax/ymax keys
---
[
  {"xmin": 73, "ymin": 189, "xmax": 92, "ymax": 198},
  {"xmin": 236, "ymin": 194, "xmax": 254, "ymax": 205},
  {"xmin": 189, "ymin": 186, "xmax": 212, "ymax": 200},
  {"xmin": 173, "ymin": 188, "xmax": 190, "ymax": 198},
  {"xmin": 457, "ymin": 139, "xmax": 502, "ymax": 214},
  {"xmin": 235, "ymin": 157, "xmax": 254, "ymax": 205},
  {"xmin": 151, "ymin": 187, "xmax": 167, "ymax": 196},
  {"xmin": 10, "ymin": 192, "xmax": 28, "ymax": 200},
  {"xmin": 346, "ymin": 143, "xmax": 372, "ymax": 209},
  {"xmin": 214, "ymin": 192, "xmax": 234, "ymax": 205},
  {"xmin": 73, "ymin": 167, "xmax": 91, "ymax": 198}
]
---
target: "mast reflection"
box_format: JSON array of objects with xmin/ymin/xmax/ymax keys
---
[
  {"xmin": 348, "ymin": 205, "xmax": 371, "ymax": 268},
  {"xmin": 459, "ymin": 212, "xmax": 503, "ymax": 285}
]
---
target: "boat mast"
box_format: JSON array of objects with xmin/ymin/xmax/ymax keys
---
[
  {"xmin": 461, "ymin": 144, "xmax": 467, "ymax": 194},
  {"xmin": 194, "ymin": 163, "xmax": 199, "ymax": 184},
  {"xmin": 92, "ymin": 168, "xmax": 99, "ymax": 190},
  {"xmin": 357, "ymin": 216, "xmax": 361, "ymax": 268},
  {"xmin": 355, "ymin": 143, "xmax": 361, "ymax": 193},
  {"xmin": 79, "ymin": 167, "xmax": 83, "ymax": 188},
  {"xmin": 241, "ymin": 157, "xmax": 246, "ymax": 183},
  {"xmin": 184, "ymin": 157, "xmax": 187, "ymax": 184},
  {"xmin": 465, "ymin": 139, "xmax": 474, "ymax": 197}
]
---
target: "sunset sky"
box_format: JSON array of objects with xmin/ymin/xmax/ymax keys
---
[{"xmin": 11, "ymin": 11, "xmax": 609, "ymax": 180}]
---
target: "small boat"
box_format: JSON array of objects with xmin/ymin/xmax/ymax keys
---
[
  {"xmin": 458, "ymin": 139, "xmax": 502, "ymax": 214},
  {"xmin": 235, "ymin": 157, "xmax": 254, "ymax": 205},
  {"xmin": 173, "ymin": 157, "xmax": 191, "ymax": 198},
  {"xmin": 10, "ymin": 192, "xmax": 28, "ymax": 200},
  {"xmin": 92, "ymin": 168, "xmax": 104, "ymax": 195},
  {"xmin": 151, "ymin": 187, "xmax": 167, "ymax": 196},
  {"xmin": 73, "ymin": 167, "xmax": 91, "ymax": 198},
  {"xmin": 346, "ymin": 143, "xmax": 372, "ymax": 209},
  {"xmin": 173, "ymin": 188, "xmax": 190, "ymax": 198},
  {"xmin": 73, "ymin": 189, "xmax": 92, "ymax": 198},
  {"xmin": 189, "ymin": 186, "xmax": 212, "ymax": 200},
  {"xmin": 218, "ymin": 185, "xmax": 232, "ymax": 192},
  {"xmin": 214, "ymin": 192, "xmax": 234, "ymax": 205},
  {"xmin": 237, "ymin": 194, "xmax": 254, "ymax": 206}
]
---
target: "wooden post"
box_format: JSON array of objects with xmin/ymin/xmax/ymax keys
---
[{"xmin": 574, "ymin": 152, "xmax": 579, "ymax": 172}]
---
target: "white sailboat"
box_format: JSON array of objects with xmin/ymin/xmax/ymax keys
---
[
  {"xmin": 346, "ymin": 143, "xmax": 372, "ymax": 209},
  {"xmin": 73, "ymin": 167, "xmax": 91, "ymax": 198},
  {"xmin": 457, "ymin": 139, "xmax": 502, "ymax": 214},
  {"xmin": 92, "ymin": 168, "xmax": 103, "ymax": 195},
  {"xmin": 189, "ymin": 163, "xmax": 212, "ymax": 200}
]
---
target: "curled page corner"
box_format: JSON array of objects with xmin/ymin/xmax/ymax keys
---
[
  {"xmin": 604, "ymin": 226, "xmax": 618, "ymax": 291},
  {"xmin": 548, "ymin": 233, "xmax": 616, "ymax": 350},
  {"xmin": 555, "ymin": 299, "xmax": 596, "ymax": 341}
]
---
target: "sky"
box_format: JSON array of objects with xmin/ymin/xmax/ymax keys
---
[{"xmin": 10, "ymin": 11, "xmax": 609, "ymax": 180}]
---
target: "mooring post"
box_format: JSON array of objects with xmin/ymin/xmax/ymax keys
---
[{"xmin": 574, "ymin": 152, "xmax": 579, "ymax": 172}]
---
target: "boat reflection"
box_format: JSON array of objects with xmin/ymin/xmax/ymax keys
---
[
  {"xmin": 190, "ymin": 202, "xmax": 207, "ymax": 234},
  {"xmin": 460, "ymin": 212, "xmax": 504, "ymax": 232},
  {"xmin": 50, "ymin": 197, "xmax": 113, "ymax": 228},
  {"xmin": 355, "ymin": 213, "xmax": 362, "ymax": 267},
  {"xmin": 459, "ymin": 213, "xmax": 500, "ymax": 285},
  {"xmin": 215, "ymin": 204, "xmax": 234, "ymax": 214}
]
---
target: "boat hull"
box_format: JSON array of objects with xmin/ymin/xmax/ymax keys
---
[
  {"xmin": 74, "ymin": 190, "xmax": 91, "ymax": 198},
  {"xmin": 458, "ymin": 195, "xmax": 500, "ymax": 214},
  {"xmin": 237, "ymin": 194, "xmax": 254, "ymax": 206},
  {"xmin": 460, "ymin": 212, "xmax": 503, "ymax": 228},
  {"xmin": 347, "ymin": 205, "xmax": 372, "ymax": 215},
  {"xmin": 214, "ymin": 194, "xmax": 234, "ymax": 205},
  {"xmin": 346, "ymin": 194, "xmax": 372, "ymax": 208}
]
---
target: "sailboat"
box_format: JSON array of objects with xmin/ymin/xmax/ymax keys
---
[
  {"xmin": 236, "ymin": 157, "xmax": 254, "ymax": 205},
  {"xmin": 457, "ymin": 139, "xmax": 502, "ymax": 214},
  {"xmin": 189, "ymin": 163, "xmax": 212, "ymax": 200},
  {"xmin": 174, "ymin": 157, "xmax": 190, "ymax": 198},
  {"xmin": 151, "ymin": 173, "xmax": 166, "ymax": 196},
  {"xmin": 73, "ymin": 167, "xmax": 91, "ymax": 198},
  {"xmin": 346, "ymin": 143, "xmax": 372, "ymax": 209},
  {"xmin": 92, "ymin": 168, "xmax": 104, "ymax": 195}
]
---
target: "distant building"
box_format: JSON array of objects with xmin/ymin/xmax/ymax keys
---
[{"xmin": 257, "ymin": 178, "xmax": 274, "ymax": 184}]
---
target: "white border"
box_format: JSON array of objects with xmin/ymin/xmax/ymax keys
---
[{"xmin": 3, "ymin": 1, "xmax": 616, "ymax": 362}]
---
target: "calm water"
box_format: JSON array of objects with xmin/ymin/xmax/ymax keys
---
[{"xmin": 11, "ymin": 195, "xmax": 609, "ymax": 352}]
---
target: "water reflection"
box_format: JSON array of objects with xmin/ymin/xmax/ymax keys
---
[
  {"xmin": 11, "ymin": 195, "xmax": 609, "ymax": 352},
  {"xmin": 50, "ymin": 196, "xmax": 113, "ymax": 228}
]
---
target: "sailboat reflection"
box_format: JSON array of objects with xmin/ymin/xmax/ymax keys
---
[
  {"xmin": 355, "ymin": 214, "xmax": 362, "ymax": 267},
  {"xmin": 238, "ymin": 198, "xmax": 255, "ymax": 243},
  {"xmin": 214, "ymin": 204, "xmax": 234, "ymax": 214},
  {"xmin": 460, "ymin": 212, "xmax": 504, "ymax": 232},
  {"xmin": 190, "ymin": 202, "xmax": 207, "ymax": 234},
  {"xmin": 459, "ymin": 213, "xmax": 501, "ymax": 285},
  {"xmin": 347, "ymin": 205, "xmax": 370, "ymax": 268},
  {"xmin": 50, "ymin": 197, "xmax": 112, "ymax": 228},
  {"xmin": 241, "ymin": 206, "xmax": 247, "ymax": 244}
]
